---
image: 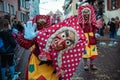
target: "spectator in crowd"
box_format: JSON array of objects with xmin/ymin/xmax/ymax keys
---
[
  {"xmin": 117, "ymin": 21, "xmax": 120, "ymax": 36},
  {"xmin": 108, "ymin": 18, "xmax": 116, "ymax": 46},
  {"xmin": 115, "ymin": 16, "xmax": 120, "ymax": 39},
  {"xmin": 0, "ymin": 19, "xmax": 17, "ymax": 80},
  {"xmin": 4, "ymin": 14, "xmax": 12, "ymax": 30},
  {"xmin": 16, "ymin": 21, "xmax": 24, "ymax": 33},
  {"xmin": 99, "ymin": 18, "xmax": 106, "ymax": 36},
  {"xmin": 99, "ymin": 18, "xmax": 106, "ymax": 45}
]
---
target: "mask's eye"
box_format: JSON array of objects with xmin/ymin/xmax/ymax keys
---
[
  {"xmin": 61, "ymin": 33, "xmax": 66, "ymax": 39},
  {"xmin": 65, "ymin": 40, "xmax": 71, "ymax": 46}
]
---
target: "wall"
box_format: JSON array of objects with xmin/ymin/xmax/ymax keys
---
[{"xmin": 103, "ymin": 0, "xmax": 120, "ymax": 23}]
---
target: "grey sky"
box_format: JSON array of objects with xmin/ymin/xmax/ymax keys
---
[{"xmin": 39, "ymin": 0, "xmax": 64, "ymax": 14}]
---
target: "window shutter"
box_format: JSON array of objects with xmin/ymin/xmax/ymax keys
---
[
  {"xmin": 0, "ymin": 1, "xmax": 3, "ymax": 11},
  {"xmin": 107, "ymin": 0, "xmax": 111, "ymax": 10},
  {"xmin": 4, "ymin": 1, "xmax": 7, "ymax": 12},
  {"xmin": 14, "ymin": 7, "xmax": 16, "ymax": 14},
  {"xmin": 117, "ymin": 0, "xmax": 120, "ymax": 8},
  {"xmin": 20, "ymin": 0, "xmax": 23, "ymax": 7},
  {"xmin": 7, "ymin": 3, "xmax": 9, "ymax": 13},
  {"xmin": 25, "ymin": 1, "xmax": 29, "ymax": 9}
]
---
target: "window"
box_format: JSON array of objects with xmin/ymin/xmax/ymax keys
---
[
  {"xmin": 76, "ymin": 2, "xmax": 80, "ymax": 9},
  {"xmin": 111, "ymin": 0, "xmax": 117, "ymax": 9},
  {"xmin": 102, "ymin": 0, "xmax": 105, "ymax": 12},
  {"xmin": 0, "ymin": 1, "xmax": 3, "ymax": 11},
  {"xmin": 7, "ymin": 4, "xmax": 10, "ymax": 13},
  {"xmin": 4, "ymin": 1, "xmax": 7, "ymax": 12},
  {"xmin": 64, "ymin": 5, "xmax": 72, "ymax": 15},
  {"xmin": 64, "ymin": 0, "xmax": 72, "ymax": 9},
  {"xmin": 14, "ymin": 7, "xmax": 16, "ymax": 14},
  {"xmin": 20, "ymin": 0, "xmax": 26, "ymax": 8},
  {"xmin": 25, "ymin": 1, "xmax": 29, "ymax": 9},
  {"xmin": 11, "ymin": 5, "xmax": 14, "ymax": 14},
  {"xmin": 3, "ymin": 2, "xmax": 9, "ymax": 13}
]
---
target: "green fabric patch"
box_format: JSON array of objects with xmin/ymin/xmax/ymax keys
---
[
  {"xmin": 84, "ymin": 50, "xmax": 87, "ymax": 54},
  {"xmin": 92, "ymin": 47, "xmax": 96, "ymax": 51},
  {"xmin": 28, "ymin": 64, "xmax": 35, "ymax": 73}
]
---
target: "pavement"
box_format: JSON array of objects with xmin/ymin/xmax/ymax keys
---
[
  {"xmin": 72, "ymin": 35, "xmax": 120, "ymax": 80},
  {"xmin": 72, "ymin": 44, "xmax": 120, "ymax": 80},
  {"xmin": 14, "ymin": 35, "xmax": 120, "ymax": 80}
]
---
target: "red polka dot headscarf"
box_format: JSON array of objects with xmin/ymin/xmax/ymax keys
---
[{"xmin": 36, "ymin": 16, "xmax": 86, "ymax": 80}]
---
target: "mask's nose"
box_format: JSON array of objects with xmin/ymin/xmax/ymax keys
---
[{"xmin": 57, "ymin": 39, "xmax": 65, "ymax": 46}]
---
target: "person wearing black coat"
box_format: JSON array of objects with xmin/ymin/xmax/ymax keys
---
[
  {"xmin": 0, "ymin": 19, "xmax": 17, "ymax": 80},
  {"xmin": 16, "ymin": 21, "xmax": 24, "ymax": 33},
  {"xmin": 107, "ymin": 18, "xmax": 116, "ymax": 46}
]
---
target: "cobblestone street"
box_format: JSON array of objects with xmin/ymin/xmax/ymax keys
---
[{"xmin": 72, "ymin": 44, "xmax": 120, "ymax": 80}]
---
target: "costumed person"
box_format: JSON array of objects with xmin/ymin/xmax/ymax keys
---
[
  {"xmin": 78, "ymin": 0, "xmax": 102, "ymax": 71},
  {"xmin": 0, "ymin": 19, "xmax": 17, "ymax": 80},
  {"xmin": 17, "ymin": 14, "xmax": 86, "ymax": 79},
  {"xmin": 16, "ymin": 15, "xmax": 55, "ymax": 80},
  {"xmin": 29, "ymin": 15, "xmax": 51, "ymax": 52}
]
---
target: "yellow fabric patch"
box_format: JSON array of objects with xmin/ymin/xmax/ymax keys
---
[{"xmin": 28, "ymin": 53, "xmax": 58, "ymax": 80}]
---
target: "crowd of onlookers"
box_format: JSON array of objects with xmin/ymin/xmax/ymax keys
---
[
  {"xmin": 98, "ymin": 16, "xmax": 120, "ymax": 46},
  {"xmin": 0, "ymin": 14, "xmax": 24, "ymax": 80},
  {"xmin": 0, "ymin": 14, "xmax": 24, "ymax": 35}
]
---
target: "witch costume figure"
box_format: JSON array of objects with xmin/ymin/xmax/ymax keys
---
[
  {"xmin": 16, "ymin": 15, "xmax": 56, "ymax": 80},
  {"xmin": 77, "ymin": 0, "xmax": 102, "ymax": 71},
  {"xmin": 17, "ymin": 14, "xmax": 86, "ymax": 79}
]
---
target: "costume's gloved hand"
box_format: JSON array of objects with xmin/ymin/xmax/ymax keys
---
[
  {"xmin": 12, "ymin": 28, "xmax": 18, "ymax": 34},
  {"xmin": 38, "ymin": 52, "xmax": 52, "ymax": 61},
  {"xmin": 95, "ymin": 33, "xmax": 100, "ymax": 38},
  {"xmin": 38, "ymin": 52, "xmax": 52, "ymax": 65},
  {"xmin": 38, "ymin": 54, "xmax": 47, "ymax": 61},
  {"xmin": 24, "ymin": 21, "xmax": 39, "ymax": 40}
]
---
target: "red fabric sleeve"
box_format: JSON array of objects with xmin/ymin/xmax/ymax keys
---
[{"xmin": 16, "ymin": 34, "xmax": 34, "ymax": 49}]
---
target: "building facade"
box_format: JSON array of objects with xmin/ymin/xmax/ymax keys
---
[
  {"xmin": 0, "ymin": 0, "xmax": 40, "ymax": 23},
  {"xmin": 18, "ymin": 0, "xmax": 30, "ymax": 23},
  {"xmin": 63, "ymin": 0, "xmax": 120, "ymax": 23},
  {"xmin": 29, "ymin": 0, "xmax": 40, "ymax": 19},
  {"xmin": 0, "ymin": 0, "xmax": 18, "ymax": 19},
  {"xmin": 63, "ymin": 0, "xmax": 73, "ymax": 18},
  {"xmin": 103, "ymin": 0, "xmax": 120, "ymax": 22}
]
